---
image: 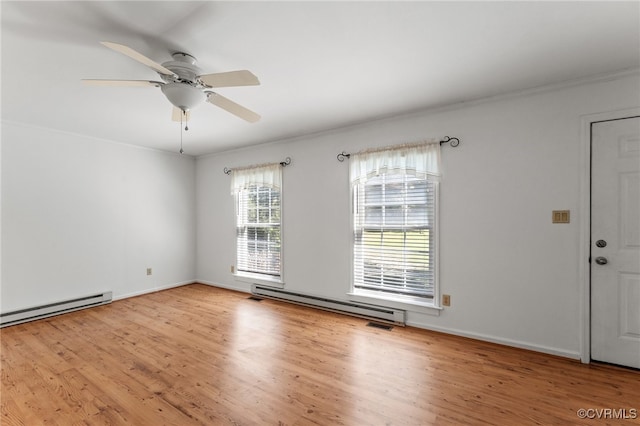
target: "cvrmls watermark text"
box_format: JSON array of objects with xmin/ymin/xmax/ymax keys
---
[{"xmin": 577, "ymin": 408, "xmax": 637, "ymax": 420}]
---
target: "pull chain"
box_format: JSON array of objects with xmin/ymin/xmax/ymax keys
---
[{"xmin": 179, "ymin": 110, "xmax": 184, "ymax": 154}]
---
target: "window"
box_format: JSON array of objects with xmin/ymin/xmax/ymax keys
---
[
  {"xmin": 351, "ymin": 142, "xmax": 441, "ymax": 304},
  {"xmin": 236, "ymin": 185, "xmax": 281, "ymax": 276},
  {"xmin": 231, "ymin": 163, "xmax": 282, "ymax": 279}
]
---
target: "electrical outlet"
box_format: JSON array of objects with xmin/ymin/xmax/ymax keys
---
[
  {"xmin": 442, "ymin": 294, "xmax": 451, "ymax": 307},
  {"xmin": 230, "ymin": 265, "xmax": 235, "ymax": 273},
  {"xmin": 146, "ymin": 268, "xmax": 152, "ymax": 276}
]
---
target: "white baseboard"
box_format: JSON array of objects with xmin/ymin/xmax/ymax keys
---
[
  {"xmin": 197, "ymin": 279, "xmax": 251, "ymax": 294},
  {"xmin": 112, "ymin": 280, "xmax": 197, "ymax": 301},
  {"xmin": 406, "ymin": 320, "xmax": 581, "ymax": 360}
]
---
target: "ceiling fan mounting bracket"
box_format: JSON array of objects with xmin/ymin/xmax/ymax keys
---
[{"xmin": 171, "ymin": 52, "xmax": 197, "ymax": 65}]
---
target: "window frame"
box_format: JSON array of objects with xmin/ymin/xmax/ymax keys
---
[
  {"xmin": 348, "ymin": 157, "xmax": 441, "ymax": 313},
  {"xmin": 234, "ymin": 183, "xmax": 284, "ymax": 287}
]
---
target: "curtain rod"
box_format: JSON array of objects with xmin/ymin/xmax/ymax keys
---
[
  {"xmin": 336, "ymin": 136, "xmax": 460, "ymax": 162},
  {"xmin": 224, "ymin": 157, "xmax": 291, "ymax": 175}
]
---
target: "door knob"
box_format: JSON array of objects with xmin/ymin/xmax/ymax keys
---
[{"xmin": 595, "ymin": 256, "xmax": 608, "ymax": 265}]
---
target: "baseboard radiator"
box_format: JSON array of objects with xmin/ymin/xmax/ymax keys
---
[
  {"xmin": 251, "ymin": 285, "xmax": 405, "ymax": 325},
  {"xmin": 0, "ymin": 291, "xmax": 113, "ymax": 328}
]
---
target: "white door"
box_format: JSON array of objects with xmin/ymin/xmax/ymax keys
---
[{"xmin": 591, "ymin": 116, "xmax": 640, "ymax": 368}]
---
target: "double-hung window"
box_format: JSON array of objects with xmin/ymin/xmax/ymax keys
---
[
  {"xmin": 351, "ymin": 142, "xmax": 441, "ymax": 305},
  {"xmin": 231, "ymin": 163, "xmax": 282, "ymax": 280}
]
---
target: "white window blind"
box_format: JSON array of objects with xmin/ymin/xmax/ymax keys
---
[
  {"xmin": 351, "ymin": 141, "xmax": 441, "ymax": 300},
  {"xmin": 232, "ymin": 163, "xmax": 282, "ymax": 278}
]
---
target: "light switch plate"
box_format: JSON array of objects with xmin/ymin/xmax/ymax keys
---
[{"xmin": 552, "ymin": 210, "xmax": 570, "ymax": 223}]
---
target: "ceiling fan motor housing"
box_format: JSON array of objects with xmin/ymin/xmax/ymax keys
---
[
  {"xmin": 160, "ymin": 52, "xmax": 206, "ymax": 110},
  {"xmin": 162, "ymin": 52, "xmax": 201, "ymax": 84}
]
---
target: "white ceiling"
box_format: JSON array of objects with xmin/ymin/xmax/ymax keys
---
[{"xmin": 2, "ymin": 1, "xmax": 639, "ymax": 156}]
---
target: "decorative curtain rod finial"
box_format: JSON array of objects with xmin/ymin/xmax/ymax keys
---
[
  {"xmin": 223, "ymin": 167, "xmax": 232, "ymax": 175},
  {"xmin": 280, "ymin": 157, "xmax": 292, "ymax": 167},
  {"xmin": 337, "ymin": 152, "xmax": 351, "ymax": 162},
  {"xmin": 439, "ymin": 136, "xmax": 460, "ymax": 147}
]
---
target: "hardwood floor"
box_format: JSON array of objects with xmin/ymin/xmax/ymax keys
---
[{"xmin": 1, "ymin": 284, "xmax": 639, "ymax": 425}]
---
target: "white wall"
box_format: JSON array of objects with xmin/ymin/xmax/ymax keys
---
[
  {"xmin": 1, "ymin": 122, "xmax": 196, "ymax": 311},
  {"xmin": 3, "ymin": 72, "xmax": 637, "ymax": 358},
  {"xmin": 196, "ymin": 72, "xmax": 640, "ymax": 358}
]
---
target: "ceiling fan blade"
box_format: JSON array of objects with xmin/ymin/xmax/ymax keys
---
[
  {"xmin": 207, "ymin": 93, "xmax": 261, "ymax": 123},
  {"xmin": 100, "ymin": 41, "xmax": 176, "ymax": 77},
  {"xmin": 199, "ymin": 70, "xmax": 260, "ymax": 88},
  {"xmin": 172, "ymin": 107, "xmax": 191, "ymax": 122},
  {"xmin": 82, "ymin": 79, "xmax": 163, "ymax": 87}
]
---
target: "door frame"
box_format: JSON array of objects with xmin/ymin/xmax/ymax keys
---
[{"xmin": 579, "ymin": 107, "xmax": 640, "ymax": 364}]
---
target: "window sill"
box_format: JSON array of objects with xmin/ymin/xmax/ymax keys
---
[
  {"xmin": 234, "ymin": 272, "xmax": 284, "ymax": 289},
  {"xmin": 347, "ymin": 291, "xmax": 442, "ymax": 316}
]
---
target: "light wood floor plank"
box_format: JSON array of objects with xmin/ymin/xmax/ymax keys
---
[{"xmin": 2, "ymin": 283, "xmax": 639, "ymax": 425}]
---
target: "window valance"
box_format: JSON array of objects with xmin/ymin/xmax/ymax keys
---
[
  {"xmin": 230, "ymin": 162, "xmax": 282, "ymax": 195},
  {"xmin": 350, "ymin": 140, "xmax": 442, "ymax": 185}
]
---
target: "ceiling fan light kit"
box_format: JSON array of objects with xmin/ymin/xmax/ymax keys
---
[
  {"xmin": 83, "ymin": 41, "xmax": 262, "ymax": 150},
  {"xmin": 161, "ymin": 82, "xmax": 206, "ymax": 111}
]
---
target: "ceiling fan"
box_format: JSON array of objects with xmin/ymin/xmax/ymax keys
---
[{"xmin": 82, "ymin": 41, "xmax": 261, "ymax": 123}]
